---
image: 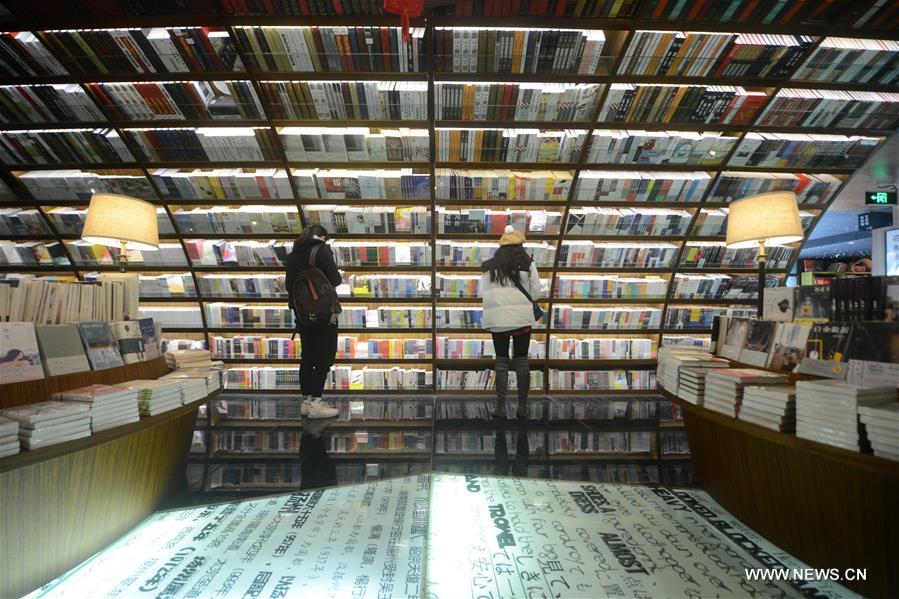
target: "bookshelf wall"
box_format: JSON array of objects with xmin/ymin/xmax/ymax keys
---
[{"xmin": 0, "ymin": 0, "xmax": 896, "ymax": 490}]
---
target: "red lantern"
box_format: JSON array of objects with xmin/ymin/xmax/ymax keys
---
[{"xmin": 383, "ymin": 0, "xmax": 423, "ymax": 42}]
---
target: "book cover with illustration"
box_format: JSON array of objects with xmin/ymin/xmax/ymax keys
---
[
  {"xmin": 0, "ymin": 322, "xmax": 44, "ymax": 384},
  {"xmin": 77, "ymin": 321, "xmax": 124, "ymax": 371}
]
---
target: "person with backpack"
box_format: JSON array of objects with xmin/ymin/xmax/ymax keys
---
[
  {"xmin": 286, "ymin": 225, "xmax": 343, "ymax": 419},
  {"xmin": 480, "ymin": 225, "xmax": 543, "ymax": 421}
]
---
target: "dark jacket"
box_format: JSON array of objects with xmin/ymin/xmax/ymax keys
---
[{"xmin": 285, "ymin": 239, "xmax": 343, "ymax": 306}]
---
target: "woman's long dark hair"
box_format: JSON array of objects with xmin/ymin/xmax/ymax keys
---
[
  {"xmin": 482, "ymin": 244, "xmax": 532, "ymax": 286},
  {"xmin": 293, "ymin": 225, "xmax": 328, "ymax": 252}
]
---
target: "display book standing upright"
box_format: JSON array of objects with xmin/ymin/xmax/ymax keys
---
[{"xmin": 0, "ymin": 0, "xmax": 895, "ymax": 491}]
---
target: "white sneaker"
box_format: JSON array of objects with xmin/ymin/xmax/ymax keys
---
[{"xmin": 301, "ymin": 397, "xmax": 338, "ymax": 419}]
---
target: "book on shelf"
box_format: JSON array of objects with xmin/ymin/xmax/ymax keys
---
[
  {"xmin": 172, "ymin": 206, "xmax": 301, "ymax": 235},
  {"xmin": 19, "ymin": 169, "xmax": 156, "ymax": 201},
  {"xmin": 139, "ymin": 273, "xmax": 197, "ymax": 298},
  {"xmin": 549, "ymin": 369, "xmax": 656, "ymax": 391},
  {"xmin": 794, "ymin": 284, "xmax": 832, "ymax": 322},
  {"xmin": 436, "ymin": 369, "xmax": 544, "ymax": 390},
  {"xmin": 435, "ymin": 82, "xmax": 600, "ymax": 122},
  {"xmin": 793, "ymin": 38, "xmax": 899, "ymax": 85},
  {"xmin": 718, "ymin": 317, "xmax": 751, "ymax": 361},
  {"xmin": 152, "ymin": 168, "xmax": 292, "ymax": 199},
  {"xmin": 110, "ymin": 320, "xmax": 146, "ymax": 365},
  {"xmin": 587, "ymin": 130, "xmax": 736, "ymax": 165},
  {"xmin": 344, "ymin": 274, "xmax": 431, "ymax": 299},
  {"xmin": 767, "ymin": 323, "xmax": 812, "ymax": 373},
  {"xmin": 854, "ymin": 1, "xmax": 899, "ymax": 28},
  {"xmin": 708, "ymin": 172, "xmax": 842, "ymax": 206},
  {"xmin": 304, "ymin": 205, "xmax": 431, "ymax": 234},
  {"xmin": 600, "ymin": 84, "xmax": 766, "ymax": 125},
  {"xmin": 565, "ymin": 207, "xmax": 692, "ymax": 236},
  {"xmin": 0, "ymin": 84, "xmax": 105, "ymax": 124},
  {"xmin": 552, "ymin": 306, "xmax": 662, "ymax": 330},
  {"xmin": 672, "ymin": 273, "xmax": 779, "ymax": 300},
  {"xmin": 0, "ymin": 240, "xmax": 69, "ymax": 266},
  {"xmin": 548, "ymin": 396, "xmax": 657, "ymax": 421},
  {"xmin": 647, "ymin": 0, "xmax": 846, "ymax": 24},
  {"xmin": 844, "ymin": 322, "xmax": 899, "ymax": 365},
  {"xmin": 666, "ymin": 306, "xmax": 750, "ymax": 331},
  {"xmin": 329, "ymin": 431, "xmax": 432, "ymax": 453},
  {"xmin": 558, "ymin": 241, "xmax": 677, "ymax": 268},
  {"xmin": 437, "ymin": 241, "xmax": 555, "ymax": 267},
  {"xmin": 798, "ymin": 322, "xmax": 852, "ymax": 379},
  {"xmin": 437, "ymin": 207, "xmax": 563, "ymax": 235},
  {"xmin": 212, "ymin": 430, "xmax": 301, "ymax": 453},
  {"xmin": 126, "ymin": 127, "xmax": 280, "ymax": 162},
  {"xmin": 259, "ymin": 80, "xmax": 428, "ymax": 121},
  {"xmin": 198, "ymin": 274, "xmax": 285, "ymax": 298},
  {"xmin": 435, "ymin": 307, "xmax": 483, "ymax": 329},
  {"xmin": 550, "ymin": 337, "xmax": 654, "ymax": 360},
  {"xmin": 757, "ymin": 89, "xmax": 899, "ymax": 131},
  {"xmin": 0, "ymin": 277, "xmax": 137, "ymax": 324},
  {"xmin": 0, "ymin": 32, "xmax": 67, "ymax": 77},
  {"xmin": 280, "ymin": 127, "xmax": 429, "ymax": 162},
  {"xmin": 339, "ymin": 306, "xmax": 432, "ymax": 329},
  {"xmin": 34, "ymin": 324, "xmax": 91, "ymax": 377},
  {"xmin": 0, "ymin": 322, "xmax": 44, "ymax": 384},
  {"xmin": 204, "ymin": 303, "xmax": 294, "ymax": 329},
  {"xmin": 554, "ymin": 275, "xmax": 667, "ymax": 300},
  {"xmin": 729, "ymin": 133, "xmax": 881, "ymax": 169},
  {"xmin": 223, "ymin": 0, "xmax": 384, "ymax": 16},
  {"xmin": 435, "ymin": 0, "xmax": 637, "ymax": 18},
  {"xmin": 619, "ymin": 31, "xmax": 813, "ymax": 78},
  {"xmin": 738, "ymin": 320, "xmax": 777, "ymax": 367},
  {"xmin": 763, "ymin": 287, "xmax": 797, "ymax": 322},
  {"xmin": 549, "ymin": 431, "xmax": 653, "ymax": 454},
  {"xmin": 680, "ymin": 242, "xmax": 793, "ymax": 269},
  {"xmin": 293, "ymin": 169, "xmax": 430, "ymax": 199},
  {"xmin": 333, "ymin": 242, "xmax": 431, "ymax": 267},
  {"xmin": 437, "ymin": 431, "xmax": 541, "ymax": 454},
  {"xmin": 433, "ymin": 28, "xmax": 606, "ymax": 74},
  {"xmin": 138, "ymin": 306, "xmax": 203, "ymax": 328},
  {"xmin": 0, "ymin": 129, "xmax": 134, "ymax": 165},
  {"xmin": 435, "ymin": 169, "xmax": 572, "ymax": 202},
  {"xmin": 223, "ymin": 365, "xmax": 432, "ymax": 391},
  {"xmin": 847, "ymin": 359, "xmax": 899, "ymax": 390},
  {"xmin": 436, "ymin": 128, "xmax": 586, "ymax": 164},
  {"xmin": 0, "ymin": 208, "xmax": 52, "ymax": 236},
  {"xmin": 89, "ymin": 80, "xmax": 263, "ymax": 121},
  {"xmin": 438, "ymin": 336, "xmax": 545, "ymax": 359},
  {"xmin": 41, "ymin": 27, "xmax": 242, "ymax": 74},
  {"xmin": 574, "ymin": 171, "xmax": 711, "ymax": 203},
  {"xmin": 76, "ymin": 321, "xmax": 125, "ymax": 371},
  {"xmin": 233, "ymin": 26, "xmax": 425, "ymax": 73}
]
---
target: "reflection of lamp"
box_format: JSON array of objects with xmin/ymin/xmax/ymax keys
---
[
  {"xmin": 726, "ymin": 192, "xmax": 804, "ymax": 317},
  {"xmin": 81, "ymin": 193, "xmax": 159, "ymax": 272}
]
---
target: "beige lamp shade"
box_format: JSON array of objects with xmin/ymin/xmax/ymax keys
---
[
  {"xmin": 81, "ymin": 193, "xmax": 159, "ymax": 251},
  {"xmin": 725, "ymin": 191, "xmax": 804, "ymax": 249}
]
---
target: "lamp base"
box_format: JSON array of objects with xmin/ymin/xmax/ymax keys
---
[
  {"xmin": 757, "ymin": 240, "xmax": 767, "ymax": 319},
  {"xmin": 118, "ymin": 240, "xmax": 128, "ymax": 273}
]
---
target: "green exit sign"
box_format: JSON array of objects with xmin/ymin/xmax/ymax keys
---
[{"xmin": 866, "ymin": 190, "xmax": 897, "ymax": 205}]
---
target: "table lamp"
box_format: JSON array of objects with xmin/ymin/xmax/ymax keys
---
[
  {"xmin": 81, "ymin": 193, "xmax": 159, "ymax": 272},
  {"xmin": 725, "ymin": 191, "xmax": 804, "ymax": 317}
]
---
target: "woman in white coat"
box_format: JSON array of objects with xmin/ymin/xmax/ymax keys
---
[{"xmin": 479, "ymin": 225, "xmax": 542, "ymax": 420}]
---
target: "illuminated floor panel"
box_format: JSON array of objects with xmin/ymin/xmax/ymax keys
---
[{"xmin": 27, "ymin": 475, "xmax": 856, "ymax": 598}]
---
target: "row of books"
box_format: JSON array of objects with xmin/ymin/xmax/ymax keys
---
[
  {"xmin": 327, "ymin": 431, "xmax": 432, "ymax": 453},
  {"xmin": 14, "ymin": 168, "xmax": 840, "ymax": 206},
  {"xmin": 548, "ymin": 397, "xmax": 658, "ymax": 420},
  {"xmin": 43, "ymin": 27, "xmax": 242, "ymax": 75},
  {"xmin": 68, "ymin": 242, "xmax": 187, "ymax": 267},
  {"xmin": 680, "ymin": 243, "xmax": 794, "ymax": 269},
  {"xmin": 0, "ymin": 84, "xmax": 105, "ymax": 124},
  {"xmin": 761, "ymin": 278, "xmax": 899, "ymax": 325},
  {"xmin": 221, "ymin": 0, "xmax": 384, "ymax": 16},
  {"xmin": 0, "ymin": 208, "xmax": 52, "ymax": 236},
  {"xmin": 436, "ymin": 369, "xmax": 544, "ymax": 390},
  {"xmin": 0, "ymin": 240, "xmax": 69, "ymax": 265},
  {"xmin": 0, "ymin": 129, "xmax": 133, "ymax": 165},
  {"xmin": 794, "ymin": 38, "xmax": 899, "ymax": 85},
  {"xmin": 435, "ymin": 128, "xmax": 585, "ymax": 164},
  {"xmin": 671, "ymin": 273, "xmax": 778, "ymax": 300},
  {"xmin": 340, "ymin": 398, "xmax": 435, "ymax": 422},
  {"xmin": 551, "ymin": 306, "xmax": 662, "ymax": 330},
  {"xmin": 0, "ymin": 275, "xmax": 139, "ymax": 323},
  {"xmin": 600, "ymin": 84, "xmax": 765, "ymax": 125},
  {"xmin": 666, "ymin": 306, "xmax": 754, "ymax": 330},
  {"xmin": 549, "ymin": 337, "xmax": 655, "ymax": 360},
  {"xmin": 436, "ymin": 432, "xmax": 543, "ymax": 453},
  {"xmin": 587, "ymin": 130, "xmax": 736, "ymax": 166},
  {"xmin": 185, "ymin": 240, "xmax": 287, "ymax": 267},
  {"xmin": 437, "ymin": 337, "xmax": 546, "ymax": 359},
  {"xmin": 88, "ymin": 81, "xmax": 264, "ymax": 121},
  {"xmin": 645, "ymin": 0, "xmax": 847, "ymax": 26},
  {"xmin": 172, "ymin": 206, "xmax": 301, "ymax": 234},
  {"xmin": 429, "ymin": 0, "xmax": 636, "ymax": 18},
  {"xmin": 0, "ymin": 32, "xmax": 67, "ymax": 77},
  {"xmin": 619, "ymin": 32, "xmax": 813, "ymax": 78},
  {"xmin": 304, "ymin": 205, "xmax": 431, "ymax": 234},
  {"xmin": 223, "ymin": 365, "xmax": 433, "ymax": 390},
  {"xmin": 280, "ymin": 127, "xmax": 429, "ymax": 162},
  {"xmin": 565, "ymin": 207, "xmax": 692, "ymax": 236},
  {"xmin": 210, "ymin": 430, "xmax": 301, "ymax": 453},
  {"xmin": 344, "ymin": 274, "xmax": 431, "ymax": 299},
  {"xmin": 549, "ymin": 369, "xmax": 656, "ymax": 390},
  {"xmin": 332, "ymin": 242, "xmax": 431, "ymax": 266},
  {"xmin": 554, "ymin": 275, "xmax": 667, "ymax": 299},
  {"xmin": 556, "ymin": 241, "xmax": 676, "ymax": 268},
  {"xmin": 729, "ymin": 133, "xmax": 880, "ymax": 169},
  {"xmin": 437, "ymin": 207, "xmax": 562, "ymax": 235},
  {"xmin": 0, "ymin": 319, "xmax": 160, "ymax": 384},
  {"xmin": 259, "ymin": 80, "xmax": 427, "ymax": 121},
  {"xmin": 757, "ymin": 89, "xmax": 899, "ymax": 130},
  {"xmin": 126, "ymin": 127, "xmax": 280, "ymax": 162},
  {"xmin": 550, "ymin": 431, "xmax": 654, "ymax": 454},
  {"xmin": 435, "ymin": 82, "xmax": 599, "ymax": 122},
  {"xmin": 437, "ymin": 399, "xmax": 542, "ymax": 421},
  {"xmin": 233, "ymin": 26, "xmax": 425, "ymax": 74},
  {"xmin": 432, "ymin": 28, "xmax": 607, "ymax": 75}
]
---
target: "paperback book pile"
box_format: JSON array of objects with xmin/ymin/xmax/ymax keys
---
[
  {"xmin": 165, "ymin": 349, "xmax": 213, "ymax": 369},
  {"xmin": 859, "ymin": 401, "xmax": 899, "ymax": 462},
  {"xmin": 739, "ymin": 386, "xmax": 796, "ymax": 432},
  {"xmin": 656, "ymin": 346, "xmax": 728, "ymax": 395},
  {"xmin": 704, "ymin": 369, "xmax": 789, "ymax": 417},
  {"xmin": 676, "ymin": 365, "xmax": 731, "ymax": 406},
  {"xmin": 122, "ymin": 380, "xmax": 184, "ymax": 416},
  {"xmin": 54, "ymin": 384, "xmax": 140, "ymax": 432},
  {"xmin": 0, "ymin": 401, "xmax": 90, "ymax": 449},
  {"xmin": 0, "ymin": 416, "xmax": 19, "ymax": 458},
  {"xmin": 162, "ymin": 367, "xmax": 222, "ymax": 395},
  {"xmin": 795, "ymin": 380, "xmax": 895, "ymax": 451}
]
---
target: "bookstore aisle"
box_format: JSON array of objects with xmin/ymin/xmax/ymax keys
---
[{"xmin": 25, "ymin": 474, "xmax": 860, "ymax": 599}]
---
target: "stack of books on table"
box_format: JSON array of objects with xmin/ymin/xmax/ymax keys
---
[
  {"xmin": 53, "ymin": 384, "xmax": 140, "ymax": 432},
  {"xmin": 121, "ymin": 380, "xmax": 185, "ymax": 416},
  {"xmin": 0, "ymin": 401, "xmax": 90, "ymax": 449},
  {"xmin": 657, "ymin": 346, "xmax": 729, "ymax": 396},
  {"xmin": 0, "ymin": 416, "xmax": 19, "ymax": 457},
  {"xmin": 796, "ymin": 380, "xmax": 895, "ymax": 452},
  {"xmin": 173, "ymin": 377, "xmax": 207, "ymax": 404},
  {"xmin": 704, "ymin": 369, "xmax": 789, "ymax": 418},
  {"xmin": 165, "ymin": 349, "xmax": 213, "ymax": 369},
  {"xmin": 859, "ymin": 401, "xmax": 899, "ymax": 462},
  {"xmin": 162, "ymin": 368, "xmax": 221, "ymax": 395},
  {"xmin": 739, "ymin": 386, "xmax": 796, "ymax": 432},
  {"xmin": 676, "ymin": 365, "xmax": 730, "ymax": 405}
]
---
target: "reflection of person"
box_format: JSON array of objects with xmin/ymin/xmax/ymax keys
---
[
  {"xmin": 299, "ymin": 416, "xmax": 337, "ymax": 490},
  {"xmin": 0, "ymin": 349, "xmax": 26, "ymax": 367},
  {"xmin": 480, "ymin": 226, "xmax": 542, "ymax": 421}
]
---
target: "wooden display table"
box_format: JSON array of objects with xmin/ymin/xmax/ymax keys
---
[
  {"xmin": 665, "ymin": 391, "xmax": 899, "ymax": 598},
  {"xmin": 0, "ymin": 359, "xmax": 214, "ymax": 598}
]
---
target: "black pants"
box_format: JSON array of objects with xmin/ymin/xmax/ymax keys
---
[
  {"xmin": 491, "ymin": 331, "xmax": 531, "ymax": 359},
  {"xmin": 299, "ymin": 322, "xmax": 338, "ymax": 397}
]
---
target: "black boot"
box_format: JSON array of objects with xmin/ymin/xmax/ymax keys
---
[
  {"xmin": 513, "ymin": 356, "xmax": 530, "ymax": 420},
  {"xmin": 493, "ymin": 356, "xmax": 510, "ymax": 420}
]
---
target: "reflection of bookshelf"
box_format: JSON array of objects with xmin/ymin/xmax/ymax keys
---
[{"xmin": 0, "ymin": 3, "xmax": 895, "ymax": 491}]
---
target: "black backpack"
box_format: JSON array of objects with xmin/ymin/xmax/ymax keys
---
[{"xmin": 289, "ymin": 245, "xmax": 341, "ymax": 328}]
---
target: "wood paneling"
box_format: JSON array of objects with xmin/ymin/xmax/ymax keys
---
[
  {"xmin": 668, "ymin": 392, "xmax": 899, "ymax": 598},
  {"xmin": 0, "ymin": 357, "xmax": 168, "ymax": 409},
  {"xmin": 0, "ymin": 398, "xmax": 206, "ymax": 598}
]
